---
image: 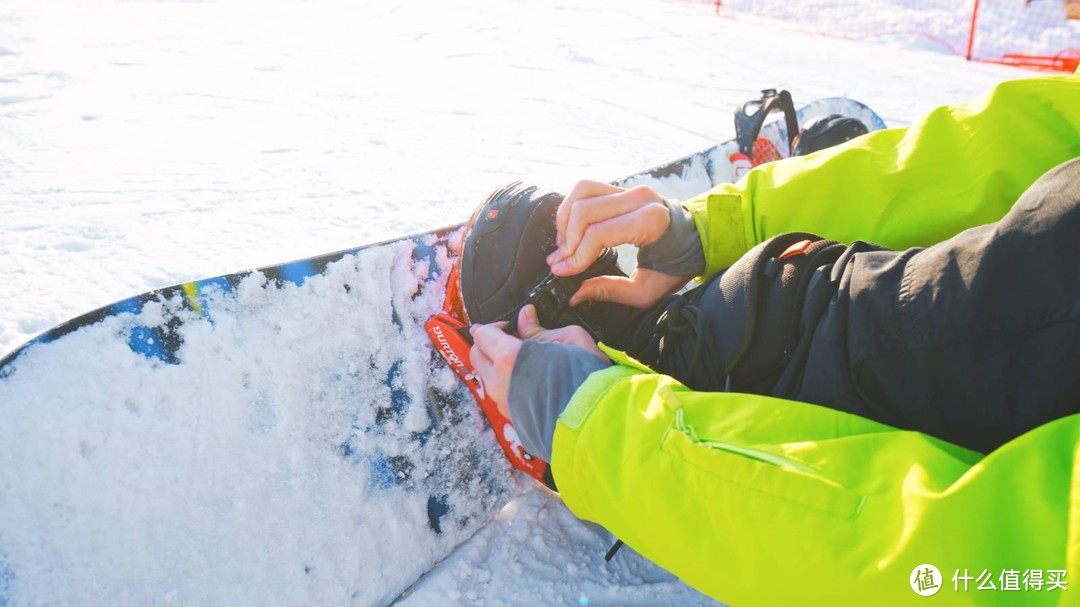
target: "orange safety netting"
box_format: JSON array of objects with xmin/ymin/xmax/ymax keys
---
[{"xmin": 711, "ymin": 0, "xmax": 1080, "ymax": 72}]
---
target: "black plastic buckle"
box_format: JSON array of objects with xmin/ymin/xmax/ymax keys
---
[{"xmin": 502, "ymin": 271, "xmax": 598, "ymax": 338}]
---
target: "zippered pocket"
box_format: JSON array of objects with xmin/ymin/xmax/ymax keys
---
[{"xmin": 661, "ymin": 409, "xmax": 867, "ymax": 520}]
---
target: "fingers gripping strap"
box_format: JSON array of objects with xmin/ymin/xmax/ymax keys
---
[{"xmin": 424, "ymin": 312, "xmax": 552, "ymax": 485}]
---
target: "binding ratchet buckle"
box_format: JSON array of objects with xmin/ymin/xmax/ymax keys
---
[{"xmin": 501, "ymin": 271, "xmax": 596, "ymax": 338}]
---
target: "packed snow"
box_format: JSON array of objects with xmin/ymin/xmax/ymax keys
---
[
  {"xmin": 0, "ymin": 235, "xmax": 523, "ymax": 605},
  {"xmin": 0, "ymin": 0, "xmax": 1043, "ymax": 604}
]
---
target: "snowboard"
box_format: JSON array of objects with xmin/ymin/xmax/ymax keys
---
[{"xmin": 0, "ymin": 96, "xmax": 884, "ymax": 607}]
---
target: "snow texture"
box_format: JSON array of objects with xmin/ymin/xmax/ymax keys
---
[
  {"xmin": 0, "ymin": 236, "xmax": 518, "ymax": 606},
  {"xmin": 397, "ymin": 490, "xmax": 716, "ymax": 607},
  {"xmin": 0, "ymin": 0, "xmax": 1038, "ymax": 604}
]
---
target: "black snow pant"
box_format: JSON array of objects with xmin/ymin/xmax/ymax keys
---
[{"xmin": 610, "ymin": 158, "xmax": 1080, "ymax": 454}]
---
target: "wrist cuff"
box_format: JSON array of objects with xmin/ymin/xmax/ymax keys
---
[
  {"xmin": 637, "ymin": 199, "xmax": 706, "ymax": 277},
  {"xmin": 507, "ymin": 340, "xmax": 609, "ymax": 462}
]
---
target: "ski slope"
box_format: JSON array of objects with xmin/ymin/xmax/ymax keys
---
[{"xmin": 0, "ymin": 0, "xmax": 1039, "ymax": 604}]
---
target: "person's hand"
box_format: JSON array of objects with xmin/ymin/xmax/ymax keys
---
[
  {"xmin": 546, "ymin": 180, "xmax": 668, "ymax": 274},
  {"xmin": 545, "ymin": 180, "xmax": 692, "ymax": 309},
  {"xmin": 469, "ymin": 305, "xmax": 608, "ymax": 419}
]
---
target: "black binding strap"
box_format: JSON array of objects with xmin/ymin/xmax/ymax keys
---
[{"xmin": 734, "ymin": 89, "xmax": 799, "ymax": 160}]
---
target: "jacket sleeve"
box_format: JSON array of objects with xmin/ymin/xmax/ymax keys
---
[
  {"xmin": 551, "ymin": 349, "xmax": 1079, "ymax": 607},
  {"xmin": 683, "ymin": 74, "xmax": 1080, "ymax": 277}
]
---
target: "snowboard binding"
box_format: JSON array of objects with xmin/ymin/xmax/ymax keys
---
[
  {"xmin": 425, "ymin": 182, "xmax": 625, "ymax": 488},
  {"xmin": 730, "ymin": 88, "xmax": 870, "ymax": 178},
  {"xmin": 734, "ymin": 88, "xmax": 800, "ymax": 166},
  {"xmin": 507, "ymin": 270, "xmax": 600, "ymax": 337},
  {"xmin": 426, "ymin": 94, "xmax": 874, "ymax": 488}
]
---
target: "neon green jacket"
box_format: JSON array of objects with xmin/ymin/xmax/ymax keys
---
[{"xmin": 552, "ymin": 73, "xmax": 1080, "ymax": 606}]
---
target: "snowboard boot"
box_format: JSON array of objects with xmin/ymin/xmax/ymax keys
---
[
  {"xmin": 456, "ymin": 181, "xmax": 648, "ymax": 345},
  {"xmin": 791, "ymin": 113, "xmax": 870, "ymax": 156},
  {"xmin": 425, "ymin": 181, "xmax": 646, "ymax": 489}
]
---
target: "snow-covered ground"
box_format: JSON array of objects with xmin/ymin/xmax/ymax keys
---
[{"xmin": 0, "ymin": 0, "xmax": 1039, "ymax": 604}]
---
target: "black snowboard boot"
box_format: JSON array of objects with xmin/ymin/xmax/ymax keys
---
[
  {"xmin": 791, "ymin": 114, "xmax": 869, "ymax": 156},
  {"xmin": 456, "ymin": 181, "xmax": 648, "ymax": 346}
]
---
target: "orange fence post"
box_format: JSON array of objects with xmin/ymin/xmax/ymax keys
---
[{"xmin": 965, "ymin": 0, "xmax": 980, "ymax": 61}]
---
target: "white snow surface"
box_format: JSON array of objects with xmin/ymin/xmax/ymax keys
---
[
  {"xmin": 0, "ymin": 235, "xmax": 522, "ymax": 606},
  {"xmin": 0, "ymin": 0, "xmax": 1038, "ymax": 605}
]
